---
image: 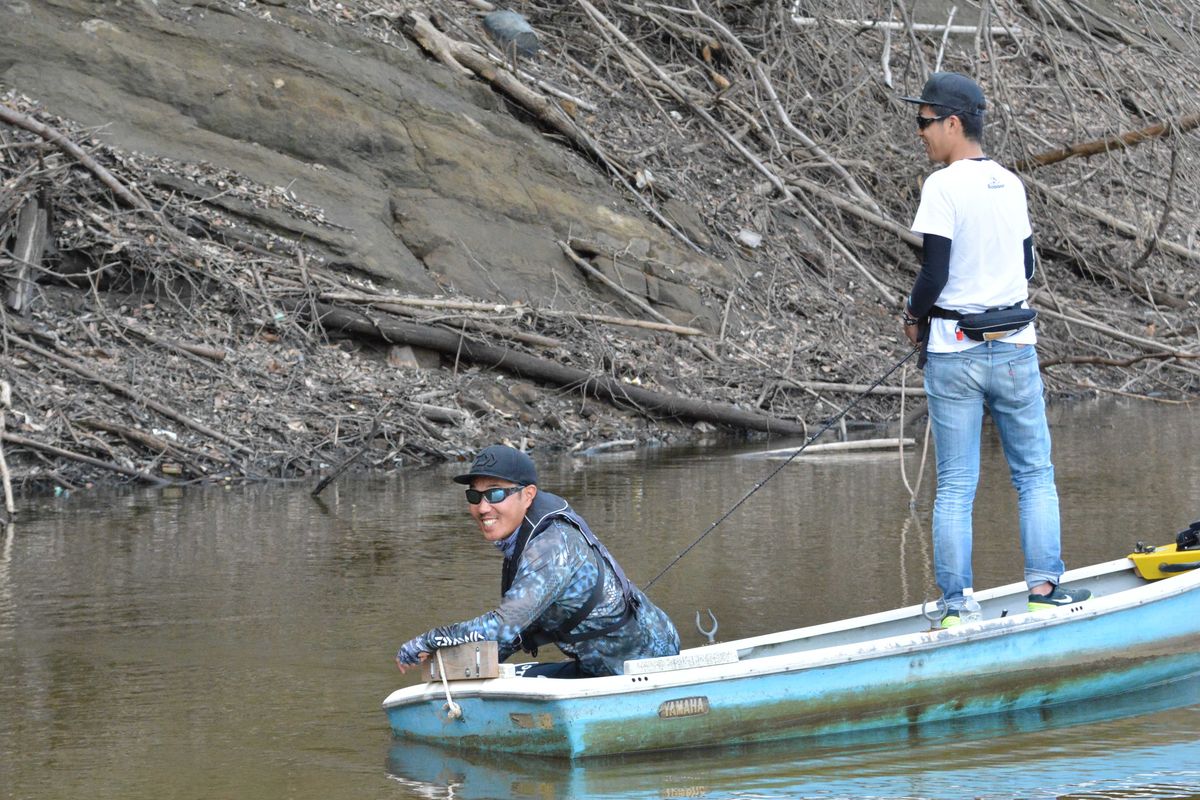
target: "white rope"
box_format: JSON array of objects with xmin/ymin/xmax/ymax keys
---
[
  {"xmin": 898, "ymin": 364, "xmax": 933, "ymax": 508},
  {"xmin": 899, "ymin": 365, "xmax": 943, "ymax": 625},
  {"xmin": 436, "ymin": 650, "xmax": 463, "ymax": 720}
]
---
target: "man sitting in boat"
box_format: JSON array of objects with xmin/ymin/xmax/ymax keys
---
[{"xmin": 394, "ymin": 444, "xmax": 680, "ymax": 678}]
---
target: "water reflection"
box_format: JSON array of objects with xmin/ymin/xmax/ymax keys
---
[
  {"xmin": 0, "ymin": 400, "xmax": 1197, "ymax": 800},
  {"xmin": 385, "ymin": 675, "xmax": 1200, "ymax": 800},
  {"xmin": 0, "ymin": 524, "xmax": 14, "ymax": 640}
]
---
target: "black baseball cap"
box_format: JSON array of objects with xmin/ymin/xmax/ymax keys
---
[
  {"xmin": 901, "ymin": 72, "xmax": 986, "ymax": 115},
  {"xmin": 453, "ymin": 444, "xmax": 538, "ymax": 485}
]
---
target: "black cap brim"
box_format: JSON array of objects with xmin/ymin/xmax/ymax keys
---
[{"xmin": 453, "ymin": 470, "xmax": 505, "ymax": 485}]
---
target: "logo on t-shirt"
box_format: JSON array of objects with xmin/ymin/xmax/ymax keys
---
[{"xmin": 987, "ymin": 177, "xmax": 1005, "ymax": 189}]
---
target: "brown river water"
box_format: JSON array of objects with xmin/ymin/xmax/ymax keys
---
[{"xmin": 2, "ymin": 399, "xmax": 1199, "ymax": 799}]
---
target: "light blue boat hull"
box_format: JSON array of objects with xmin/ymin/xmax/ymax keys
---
[
  {"xmin": 383, "ymin": 558, "xmax": 1200, "ymax": 758},
  {"xmin": 386, "ymin": 674, "xmax": 1200, "ymax": 799}
]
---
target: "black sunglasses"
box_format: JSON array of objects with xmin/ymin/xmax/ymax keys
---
[
  {"xmin": 465, "ymin": 485, "xmax": 526, "ymax": 505},
  {"xmin": 916, "ymin": 113, "xmax": 953, "ymax": 130}
]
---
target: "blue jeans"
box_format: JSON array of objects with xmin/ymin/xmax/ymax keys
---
[{"xmin": 924, "ymin": 342, "xmax": 1063, "ymax": 609}]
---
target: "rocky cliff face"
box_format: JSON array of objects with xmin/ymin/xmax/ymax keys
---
[{"xmin": 1, "ymin": 0, "xmax": 733, "ymax": 326}]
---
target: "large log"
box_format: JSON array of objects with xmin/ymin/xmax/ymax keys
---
[{"xmin": 284, "ymin": 300, "xmax": 807, "ymax": 436}]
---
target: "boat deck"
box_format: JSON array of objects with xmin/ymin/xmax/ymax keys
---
[{"xmin": 717, "ymin": 557, "xmax": 1142, "ymax": 664}]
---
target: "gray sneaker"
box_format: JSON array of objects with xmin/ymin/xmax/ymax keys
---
[{"xmin": 1028, "ymin": 586, "xmax": 1091, "ymax": 612}]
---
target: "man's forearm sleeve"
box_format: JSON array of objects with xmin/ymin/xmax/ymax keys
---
[{"xmin": 908, "ymin": 234, "xmax": 952, "ymax": 317}]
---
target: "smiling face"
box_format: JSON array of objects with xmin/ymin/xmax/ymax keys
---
[
  {"xmin": 917, "ymin": 104, "xmax": 954, "ymax": 164},
  {"xmin": 467, "ymin": 477, "xmax": 536, "ymax": 542},
  {"xmin": 917, "ymin": 104, "xmax": 985, "ymax": 165}
]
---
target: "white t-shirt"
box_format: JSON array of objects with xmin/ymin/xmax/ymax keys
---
[{"xmin": 910, "ymin": 158, "xmax": 1036, "ymax": 353}]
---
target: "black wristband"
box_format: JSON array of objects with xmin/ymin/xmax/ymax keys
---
[{"xmin": 902, "ymin": 311, "xmax": 920, "ymax": 326}]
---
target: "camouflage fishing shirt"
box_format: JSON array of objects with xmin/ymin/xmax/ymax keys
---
[{"xmin": 396, "ymin": 519, "xmax": 679, "ymax": 676}]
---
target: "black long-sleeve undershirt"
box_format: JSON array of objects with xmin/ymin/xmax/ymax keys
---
[{"xmin": 907, "ymin": 234, "xmax": 951, "ymax": 318}]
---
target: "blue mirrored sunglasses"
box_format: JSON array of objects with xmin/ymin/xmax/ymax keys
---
[{"xmin": 465, "ymin": 485, "xmax": 526, "ymax": 505}]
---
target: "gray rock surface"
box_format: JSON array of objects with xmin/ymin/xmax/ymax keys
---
[{"xmin": 0, "ymin": 0, "xmax": 734, "ymax": 326}]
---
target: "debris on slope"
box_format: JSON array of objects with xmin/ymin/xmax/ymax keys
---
[{"xmin": 2, "ymin": 0, "xmax": 1198, "ymax": 497}]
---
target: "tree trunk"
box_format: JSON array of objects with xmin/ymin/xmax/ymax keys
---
[{"xmin": 286, "ymin": 300, "xmax": 808, "ymax": 436}]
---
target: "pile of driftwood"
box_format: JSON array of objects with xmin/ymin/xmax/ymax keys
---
[
  {"xmin": 3, "ymin": 0, "xmax": 1200, "ymax": 498},
  {"xmin": 326, "ymin": 0, "xmax": 1200, "ymax": 399},
  {"xmin": 0, "ymin": 95, "xmax": 821, "ymax": 500}
]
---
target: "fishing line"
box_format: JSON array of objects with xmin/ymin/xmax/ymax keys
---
[{"xmin": 643, "ymin": 344, "xmax": 921, "ymax": 592}]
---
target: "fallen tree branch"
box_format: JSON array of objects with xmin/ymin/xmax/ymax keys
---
[
  {"xmin": 1034, "ymin": 304, "xmax": 1200, "ymax": 359},
  {"xmin": 402, "ymin": 11, "xmax": 707, "ymax": 255},
  {"xmin": 76, "ymin": 417, "xmax": 213, "ymax": 476},
  {"xmin": 1027, "ymin": 175, "xmax": 1200, "ymax": 265},
  {"xmin": 576, "ymin": 0, "xmax": 794, "ymax": 201},
  {"xmin": 0, "ymin": 102, "xmax": 155, "ymax": 215},
  {"xmin": 315, "ymin": 291, "xmax": 708, "ymax": 336},
  {"xmin": 557, "ymin": 239, "xmax": 676, "ymax": 326},
  {"xmin": 791, "ymin": 16, "xmax": 1020, "ymax": 36},
  {"xmin": 790, "ymin": 176, "xmax": 922, "ymax": 248},
  {"xmin": 407, "ymin": 401, "xmax": 469, "ymax": 424},
  {"xmin": 311, "ymin": 416, "xmax": 382, "ymax": 497},
  {"xmin": 4, "ymin": 332, "xmax": 252, "ymax": 453},
  {"xmin": 557, "ymin": 240, "xmax": 720, "ymax": 362},
  {"xmin": 782, "ymin": 380, "xmax": 925, "ymax": 397},
  {"xmin": 284, "ymin": 300, "xmax": 808, "ymax": 435},
  {"xmin": 121, "ymin": 321, "xmax": 228, "ymax": 362},
  {"xmin": 1014, "ymin": 112, "xmax": 1200, "ymax": 171},
  {"xmin": 0, "ymin": 431, "xmax": 172, "ymax": 485},
  {"xmin": 572, "ymin": 438, "xmax": 637, "ymax": 456},
  {"xmin": 398, "ymin": 310, "xmax": 566, "ymax": 349},
  {"xmin": 1038, "ymin": 350, "xmax": 1191, "ymax": 369},
  {"xmin": 560, "ymin": 311, "xmax": 703, "ymax": 336},
  {"xmin": 403, "ymin": 13, "xmax": 597, "ymax": 159},
  {"xmin": 743, "ymin": 437, "xmax": 915, "ymax": 457}
]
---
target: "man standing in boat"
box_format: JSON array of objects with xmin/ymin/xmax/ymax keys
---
[
  {"xmin": 394, "ymin": 444, "xmax": 680, "ymax": 677},
  {"xmin": 900, "ymin": 72, "xmax": 1090, "ymax": 626}
]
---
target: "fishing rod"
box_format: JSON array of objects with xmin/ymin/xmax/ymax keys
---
[{"xmin": 642, "ymin": 344, "xmax": 922, "ymax": 592}]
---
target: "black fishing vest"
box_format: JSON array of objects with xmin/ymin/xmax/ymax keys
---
[{"xmin": 501, "ymin": 491, "xmax": 639, "ymax": 654}]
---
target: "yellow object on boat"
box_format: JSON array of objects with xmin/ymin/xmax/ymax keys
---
[{"xmin": 1129, "ymin": 543, "xmax": 1200, "ymax": 580}]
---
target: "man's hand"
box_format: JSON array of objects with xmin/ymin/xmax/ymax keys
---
[
  {"xmin": 395, "ymin": 638, "xmax": 431, "ymax": 673},
  {"xmin": 904, "ymin": 320, "xmax": 920, "ymax": 345},
  {"xmin": 395, "ymin": 651, "xmax": 431, "ymax": 674},
  {"xmin": 902, "ymin": 307, "xmax": 921, "ymax": 345}
]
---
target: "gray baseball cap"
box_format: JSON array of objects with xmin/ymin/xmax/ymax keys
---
[
  {"xmin": 453, "ymin": 445, "xmax": 538, "ymax": 485},
  {"xmin": 901, "ymin": 72, "xmax": 986, "ymax": 114}
]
